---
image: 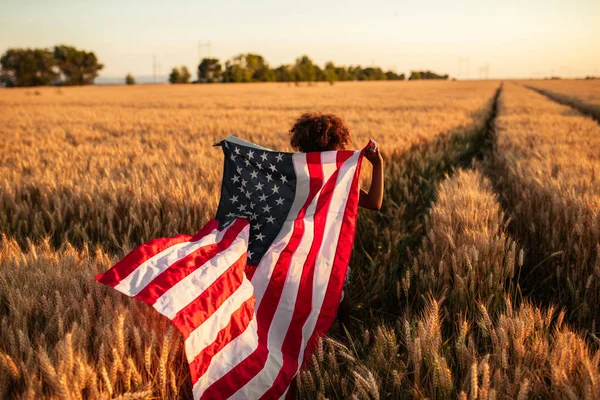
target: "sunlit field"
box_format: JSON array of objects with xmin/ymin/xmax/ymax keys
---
[{"xmin": 1, "ymin": 80, "xmax": 599, "ymax": 399}]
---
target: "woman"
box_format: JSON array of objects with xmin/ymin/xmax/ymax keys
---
[{"xmin": 289, "ymin": 112, "xmax": 384, "ymax": 333}]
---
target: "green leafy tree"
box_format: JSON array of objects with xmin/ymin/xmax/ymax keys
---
[
  {"xmin": 323, "ymin": 62, "xmax": 339, "ymax": 85},
  {"xmin": 335, "ymin": 66, "xmax": 351, "ymax": 81},
  {"xmin": 169, "ymin": 67, "xmax": 181, "ymax": 84},
  {"xmin": 53, "ymin": 45, "xmax": 103, "ymax": 85},
  {"xmin": 274, "ymin": 65, "xmax": 293, "ymax": 82},
  {"xmin": 348, "ymin": 65, "xmax": 363, "ymax": 81},
  {"xmin": 409, "ymin": 70, "xmax": 449, "ymax": 80},
  {"xmin": 362, "ymin": 67, "xmax": 386, "ymax": 80},
  {"xmin": 169, "ymin": 66, "xmax": 191, "ymax": 84},
  {"xmin": 223, "ymin": 53, "xmax": 274, "ymax": 83},
  {"xmin": 180, "ymin": 66, "xmax": 191, "ymax": 83},
  {"xmin": 293, "ymin": 55, "xmax": 316, "ymax": 82},
  {"xmin": 0, "ymin": 48, "xmax": 56, "ymax": 87},
  {"xmin": 197, "ymin": 58, "xmax": 222, "ymax": 83},
  {"xmin": 125, "ymin": 73, "xmax": 135, "ymax": 85},
  {"xmin": 385, "ymin": 71, "xmax": 405, "ymax": 80},
  {"xmin": 223, "ymin": 54, "xmax": 250, "ymax": 83}
]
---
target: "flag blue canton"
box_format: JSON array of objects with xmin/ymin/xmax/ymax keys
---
[{"xmin": 215, "ymin": 139, "xmax": 296, "ymax": 265}]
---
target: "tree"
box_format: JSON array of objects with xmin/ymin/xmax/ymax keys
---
[
  {"xmin": 197, "ymin": 58, "xmax": 222, "ymax": 83},
  {"xmin": 180, "ymin": 66, "xmax": 191, "ymax": 83},
  {"xmin": 169, "ymin": 66, "xmax": 191, "ymax": 84},
  {"xmin": 385, "ymin": 71, "xmax": 405, "ymax": 80},
  {"xmin": 0, "ymin": 48, "xmax": 56, "ymax": 87},
  {"xmin": 293, "ymin": 55, "xmax": 315, "ymax": 83},
  {"xmin": 125, "ymin": 73, "xmax": 135, "ymax": 85},
  {"xmin": 409, "ymin": 70, "xmax": 449, "ymax": 80},
  {"xmin": 53, "ymin": 45, "xmax": 103, "ymax": 85},
  {"xmin": 323, "ymin": 62, "xmax": 339, "ymax": 85},
  {"xmin": 223, "ymin": 53, "xmax": 274, "ymax": 83},
  {"xmin": 274, "ymin": 65, "xmax": 293, "ymax": 82},
  {"xmin": 169, "ymin": 67, "xmax": 181, "ymax": 84}
]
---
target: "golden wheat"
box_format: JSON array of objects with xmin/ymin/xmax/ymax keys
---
[
  {"xmin": 527, "ymin": 79, "xmax": 600, "ymax": 120},
  {"xmin": 1, "ymin": 80, "xmax": 599, "ymax": 399},
  {"xmin": 490, "ymin": 83, "xmax": 600, "ymax": 325}
]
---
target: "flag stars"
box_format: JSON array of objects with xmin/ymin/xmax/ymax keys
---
[
  {"xmin": 236, "ymin": 166, "xmax": 243, "ymax": 174},
  {"xmin": 231, "ymin": 195, "xmax": 239, "ymax": 204},
  {"xmin": 226, "ymin": 212, "xmax": 236, "ymax": 218},
  {"xmin": 263, "ymin": 204, "xmax": 272, "ymax": 213},
  {"xmin": 275, "ymin": 153, "xmax": 284, "ymax": 163},
  {"xmin": 255, "ymin": 233, "xmax": 265, "ymax": 241},
  {"xmin": 247, "ymin": 251, "xmax": 254, "ymax": 259},
  {"xmin": 272, "ymin": 185, "xmax": 280, "ymax": 194},
  {"xmin": 250, "ymin": 202, "xmax": 255, "ymax": 209},
  {"xmin": 256, "ymin": 182, "xmax": 264, "ymax": 191},
  {"xmin": 269, "ymin": 164, "xmax": 277, "ymax": 172},
  {"xmin": 244, "ymin": 159, "xmax": 251, "ymax": 167},
  {"xmin": 258, "ymin": 193, "xmax": 268, "ymax": 202},
  {"xmin": 266, "ymin": 216, "xmax": 275, "ymax": 224},
  {"xmin": 230, "ymin": 154, "xmax": 236, "ymax": 161},
  {"xmin": 247, "ymin": 150, "xmax": 254, "ymax": 159},
  {"xmin": 241, "ymin": 178, "xmax": 247, "ymax": 187},
  {"xmin": 275, "ymin": 197, "xmax": 284, "ymax": 206},
  {"xmin": 280, "ymin": 175, "xmax": 288, "ymax": 184},
  {"xmin": 252, "ymin": 223, "xmax": 262, "ymax": 231},
  {"xmin": 231, "ymin": 175, "xmax": 240, "ymax": 184},
  {"xmin": 260, "ymin": 152, "xmax": 268, "ymax": 162},
  {"xmin": 250, "ymin": 170, "xmax": 258, "ymax": 180},
  {"xmin": 234, "ymin": 147, "xmax": 241, "ymax": 155},
  {"xmin": 237, "ymin": 204, "xmax": 247, "ymax": 212},
  {"xmin": 266, "ymin": 173, "xmax": 273, "ymax": 182}
]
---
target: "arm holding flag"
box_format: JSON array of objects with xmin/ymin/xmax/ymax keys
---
[{"xmin": 359, "ymin": 139, "xmax": 384, "ymax": 210}]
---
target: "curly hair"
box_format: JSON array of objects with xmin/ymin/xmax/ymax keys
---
[{"xmin": 289, "ymin": 112, "xmax": 351, "ymax": 152}]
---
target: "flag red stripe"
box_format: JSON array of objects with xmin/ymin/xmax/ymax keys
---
[
  {"xmin": 303, "ymin": 151, "xmax": 364, "ymax": 366},
  {"xmin": 171, "ymin": 254, "xmax": 246, "ymax": 338},
  {"xmin": 200, "ymin": 152, "xmax": 324, "ymax": 399},
  {"xmin": 95, "ymin": 219, "xmax": 219, "ymax": 287},
  {"xmin": 262, "ymin": 152, "xmax": 347, "ymax": 398},
  {"xmin": 189, "ymin": 295, "xmax": 256, "ymax": 384},
  {"xmin": 134, "ymin": 219, "xmax": 247, "ymax": 305}
]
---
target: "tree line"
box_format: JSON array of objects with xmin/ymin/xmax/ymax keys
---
[
  {"xmin": 0, "ymin": 45, "xmax": 103, "ymax": 87},
  {"xmin": 0, "ymin": 45, "xmax": 450, "ymax": 87},
  {"xmin": 170, "ymin": 53, "xmax": 413, "ymax": 85}
]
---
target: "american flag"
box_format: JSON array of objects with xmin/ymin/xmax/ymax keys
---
[{"xmin": 97, "ymin": 136, "xmax": 364, "ymax": 399}]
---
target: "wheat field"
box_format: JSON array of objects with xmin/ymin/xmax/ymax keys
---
[{"xmin": 1, "ymin": 80, "xmax": 599, "ymax": 399}]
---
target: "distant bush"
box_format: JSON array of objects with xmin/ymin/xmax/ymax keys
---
[{"xmin": 125, "ymin": 73, "xmax": 135, "ymax": 85}]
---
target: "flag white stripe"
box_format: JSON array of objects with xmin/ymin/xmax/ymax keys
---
[
  {"xmin": 185, "ymin": 279, "xmax": 255, "ymax": 363},
  {"xmin": 251, "ymin": 152, "xmax": 310, "ymax": 307},
  {"xmin": 192, "ymin": 318, "xmax": 260, "ymax": 400},
  {"xmin": 296, "ymin": 151, "xmax": 360, "ymax": 368},
  {"xmin": 114, "ymin": 232, "xmax": 220, "ymax": 296},
  {"xmin": 114, "ymin": 223, "xmax": 239, "ymax": 296},
  {"xmin": 153, "ymin": 233, "xmax": 248, "ymax": 319},
  {"xmin": 234, "ymin": 152, "xmax": 339, "ymax": 398}
]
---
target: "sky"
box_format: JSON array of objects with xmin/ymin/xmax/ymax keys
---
[{"xmin": 1, "ymin": 0, "xmax": 599, "ymax": 80}]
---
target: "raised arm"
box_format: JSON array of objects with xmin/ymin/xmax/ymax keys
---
[{"xmin": 358, "ymin": 142, "xmax": 384, "ymax": 210}]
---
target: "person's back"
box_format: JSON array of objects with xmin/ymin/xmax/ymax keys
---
[{"xmin": 289, "ymin": 112, "xmax": 384, "ymax": 332}]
